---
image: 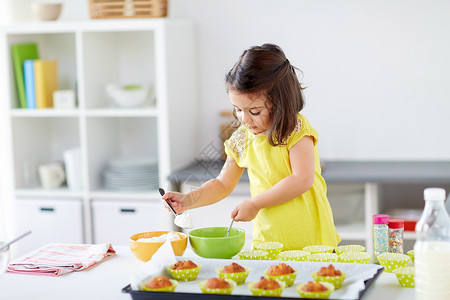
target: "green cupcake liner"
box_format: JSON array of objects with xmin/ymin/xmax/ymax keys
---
[
  {"xmin": 303, "ymin": 245, "xmax": 335, "ymax": 254},
  {"xmin": 216, "ymin": 267, "xmax": 251, "ymax": 285},
  {"xmin": 140, "ymin": 279, "xmax": 178, "ymax": 292},
  {"xmin": 407, "ymin": 250, "xmax": 415, "ymax": 264},
  {"xmin": 254, "ymin": 242, "xmax": 284, "ymax": 260},
  {"xmin": 264, "ymin": 270, "xmax": 298, "ymax": 287},
  {"xmin": 307, "ymin": 253, "xmax": 339, "ymax": 263},
  {"xmin": 168, "ymin": 262, "xmax": 202, "ymax": 281},
  {"xmin": 311, "ymin": 271, "xmax": 347, "ymax": 289},
  {"xmin": 377, "ymin": 253, "xmax": 410, "ymax": 273},
  {"xmin": 335, "ymin": 244, "xmax": 365, "ymax": 255},
  {"xmin": 296, "ymin": 282, "xmax": 335, "ymax": 299},
  {"xmin": 238, "ymin": 250, "xmax": 268, "ymax": 260},
  {"xmin": 248, "ymin": 280, "xmax": 286, "ymax": 297},
  {"xmin": 393, "ymin": 267, "xmax": 415, "ymax": 288},
  {"xmin": 198, "ymin": 278, "xmax": 237, "ymax": 295},
  {"xmin": 278, "ymin": 250, "xmax": 311, "ymax": 261},
  {"xmin": 338, "ymin": 252, "xmax": 371, "ymax": 264}
]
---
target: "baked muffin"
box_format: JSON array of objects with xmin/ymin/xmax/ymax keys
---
[
  {"xmin": 216, "ymin": 262, "xmax": 251, "ymax": 285},
  {"xmin": 168, "ymin": 260, "xmax": 202, "ymax": 281},
  {"xmin": 296, "ymin": 281, "xmax": 335, "ymax": 299},
  {"xmin": 141, "ymin": 276, "xmax": 178, "ymax": 292},
  {"xmin": 311, "ymin": 264, "xmax": 347, "ymax": 289},
  {"xmin": 248, "ymin": 276, "xmax": 286, "ymax": 297},
  {"xmin": 264, "ymin": 263, "xmax": 297, "ymax": 287},
  {"xmin": 198, "ymin": 277, "xmax": 236, "ymax": 294}
]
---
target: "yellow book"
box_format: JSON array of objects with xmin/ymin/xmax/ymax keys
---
[{"xmin": 34, "ymin": 60, "xmax": 58, "ymax": 108}]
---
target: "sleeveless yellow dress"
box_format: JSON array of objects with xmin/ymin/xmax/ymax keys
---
[{"xmin": 224, "ymin": 114, "xmax": 340, "ymax": 250}]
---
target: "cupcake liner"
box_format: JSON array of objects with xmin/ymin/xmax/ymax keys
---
[
  {"xmin": 311, "ymin": 271, "xmax": 347, "ymax": 289},
  {"xmin": 248, "ymin": 279, "xmax": 286, "ymax": 297},
  {"xmin": 339, "ymin": 252, "xmax": 371, "ymax": 264},
  {"xmin": 278, "ymin": 250, "xmax": 311, "ymax": 261},
  {"xmin": 296, "ymin": 282, "xmax": 335, "ymax": 299},
  {"xmin": 140, "ymin": 279, "xmax": 178, "ymax": 292},
  {"xmin": 198, "ymin": 278, "xmax": 237, "ymax": 294},
  {"xmin": 335, "ymin": 244, "xmax": 365, "ymax": 255},
  {"xmin": 168, "ymin": 262, "xmax": 202, "ymax": 281},
  {"xmin": 307, "ymin": 253, "xmax": 339, "ymax": 263},
  {"xmin": 254, "ymin": 242, "xmax": 284, "ymax": 260},
  {"xmin": 393, "ymin": 267, "xmax": 415, "ymax": 288},
  {"xmin": 238, "ymin": 250, "xmax": 268, "ymax": 260},
  {"xmin": 303, "ymin": 245, "xmax": 334, "ymax": 254},
  {"xmin": 407, "ymin": 250, "xmax": 415, "ymax": 264},
  {"xmin": 264, "ymin": 270, "xmax": 298, "ymax": 287},
  {"xmin": 377, "ymin": 253, "xmax": 410, "ymax": 273},
  {"xmin": 216, "ymin": 267, "xmax": 251, "ymax": 285}
]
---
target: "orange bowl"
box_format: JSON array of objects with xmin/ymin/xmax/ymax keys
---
[{"xmin": 130, "ymin": 231, "xmax": 187, "ymax": 262}]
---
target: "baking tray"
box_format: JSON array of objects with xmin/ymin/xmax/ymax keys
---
[{"xmin": 122, "ymin": 257, "xmax": 384, "ymax": 300}]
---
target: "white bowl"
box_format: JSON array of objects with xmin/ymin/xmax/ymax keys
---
[
  {"xmin": 0, "ymin": 242, "xmax": 9, "ymax": 278},
  {"xmin": 105, "ymin": 84, "xmax": 151, "ymax": 108},
  {"xmin": 31, "ymin": 2, "xmax": 63, "ymax": 21}
]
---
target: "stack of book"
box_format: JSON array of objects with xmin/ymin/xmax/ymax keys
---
[{"xmin": 12, "ymin": 43, "xmax": 59, "ymax": 109}]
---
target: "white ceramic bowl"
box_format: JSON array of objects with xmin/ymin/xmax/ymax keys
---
[
  {"xmin": 105, "ymin": 84, "xmax": 151, "ymax": 108},
  {"xmin": 0, "ymin": 242, "xmax": 9, "ymax": 278},
  {"xmin": 31, "ymin": 2, "xmax": 63, "ymax": 21}
]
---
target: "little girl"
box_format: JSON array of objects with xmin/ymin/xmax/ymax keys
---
[{"xmin": 162, "ymin": 43, "xmax": 340, "ymax": 250}]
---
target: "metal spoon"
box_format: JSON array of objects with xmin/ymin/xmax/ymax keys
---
[
  {"xmin": 159, "ymin": 188, "xmax": 178, "ymax": 216},
  {"xmin": 225, "ymin": 218, "xmax": 234, "ymax": 237},
  {"xmin": 0, "ymin": 230, "xmax": 32, "ymax": 252}
]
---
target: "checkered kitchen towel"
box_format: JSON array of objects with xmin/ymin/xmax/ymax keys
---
[{"xmin": 7, "ymin": 243, "xmax": 116, "ymax": 276}]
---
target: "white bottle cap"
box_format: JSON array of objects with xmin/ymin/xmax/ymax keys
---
[{"xmin": 424, "ymin": 187, "xmax": 446, "ymax": 201}]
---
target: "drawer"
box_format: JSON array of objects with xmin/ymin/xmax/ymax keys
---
[
  {"xmin": 14, "ymin": 198, "xmax": 83, "ymax": 257},
  {"xmin": 91, "ymin": 199, "xmax": 174, "ymax": 245}
]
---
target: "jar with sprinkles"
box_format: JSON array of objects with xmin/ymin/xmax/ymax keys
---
[
  {"xmin": 388, "ymin": 218, "xmax": 404, "ymax": 254},
  {"xmin": 373, "ymin": 214, "xmax": 389, "ymax": 264}
]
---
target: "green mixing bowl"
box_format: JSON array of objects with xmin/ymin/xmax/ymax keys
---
[{"xmin": 189, "ymin": 227, "xmax": 245, "ymax": 259}]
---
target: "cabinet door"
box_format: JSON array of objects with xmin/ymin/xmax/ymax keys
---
[
  {"xmin": 14, "ymin": 198, "xmax": 83, "ymax": 257},
  {"xmin": 91, "ymin": 199, "xmax": 173, "ymax": 245}
]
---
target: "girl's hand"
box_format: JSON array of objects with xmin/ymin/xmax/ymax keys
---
[
  {"xmin": 231, "ymin": 198, "xmax": 260, "ymax": 222},
  {"xmin": 161, "ymin": 191, "xmax": 187, "ymax": 214}
]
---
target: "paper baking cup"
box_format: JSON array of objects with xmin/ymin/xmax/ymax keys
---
[
  {"xmin": 238, "ymin": 250, "xmax": 268, "ymax": 260},
  {"xmin": 393, "ymin": 267, "xmax": 415, "ymax": 288},
  {"xmin": 407, "ymin": 250, "xmax": 415, "ymax": 264},
  {"xmin": 339, "ymin": 252, "xmax": 371, "ymax": 264},
  {"xmin": 216, "ymin": 266, "xmax": 251, "ymax": 285},
  {"xmin": 296, "ymin": 282, "xmax": 335, "ymax": 299},
  {"xmin": 141, "ymin": 279, "xmax": 178, "ymax": 292},
  {"xmin": 303, "ymin": 245, "xmax": 335, "ymax": 254},
  {"xmin": 264, "ymin": 269, "xmax": 298, "ymax": 287},
  {"xmin": 377, "ymin": 253, "xmax": 410, "ymax": 272},
  {"xmin": 248, "ymin": 279, "xmax": 286, "ymax": 297},
  {"xmin": 167, "ymin": 262, "xmax": 202, "ymax": 281},
  {"xmin": 278, "ymin": 250, "xmax": 311, "ymax": 261},
  {"xmin": 198, "ymin": 278, "xmax": 237, "ymax": 294},
  {"xmin": 307, "ymin": 253, "xmax": 339, "ymax": 263},
  {"xmin": 311, "ymin": 271, "xmax": 347, "ymax": 289},
  {"xmin": 254, "ymin": 242, "xmax": 284, "ymax": 260},
  {"xmin": 335, "ymin": 244, "xmax": 365, "ymax": 255}
]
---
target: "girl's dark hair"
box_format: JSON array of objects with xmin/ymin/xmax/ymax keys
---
[{"xmin": 225, "ymin": 43, "xmax": 305, "ymax": 146}]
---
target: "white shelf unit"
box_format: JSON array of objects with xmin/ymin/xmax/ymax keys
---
[{"xmin": 1, "ymin": 19, "xmax": 197, "ymax": 253}]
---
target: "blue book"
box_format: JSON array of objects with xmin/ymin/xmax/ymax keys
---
[{"xmin": 24, "ymin": 59, "xmax": 36, "ymax": 109}]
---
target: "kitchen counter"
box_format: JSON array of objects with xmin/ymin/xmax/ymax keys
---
[{"xmin": 0, "ymin": 245, "xmax": 414, "ymax": 300}]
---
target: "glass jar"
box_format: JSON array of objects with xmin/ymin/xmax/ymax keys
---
[
  {"xmin": 388, "ymin": 218, "xmax": 404, "ymax": 253},
  {"xmin": 373, "ymin": 214, "xmax": 389, "ymax": 264}
]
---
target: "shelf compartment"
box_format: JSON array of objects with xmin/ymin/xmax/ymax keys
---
[{"xmin": 81, "ymin": 30, "xmax": 156, "ymax": 109}]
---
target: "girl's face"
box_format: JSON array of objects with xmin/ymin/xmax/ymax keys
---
[{"xmin": 229, "ymin": 91, "xmax": 272, "ymax": 135}]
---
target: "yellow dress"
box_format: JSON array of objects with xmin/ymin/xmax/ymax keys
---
[{"xmin": 224, "ymin": 114, "xmax": 340, "ymax": 250}]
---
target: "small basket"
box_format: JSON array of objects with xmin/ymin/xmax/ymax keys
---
[
  {"xmin": 393, "ymin": 267, "xmax": 415, "ymax": 288},
  {"xmin": 307, "ymin": 253, "xmax": 339, "ymax": 263},
  {"xmin": 339, "ymin": 252, "xmax": 371, "ymax": 264},
  {"xmin": 303, "ymin": 245, "xmax": 334, "ymax": 254},
  {"xmin": 254, "ymin": 242, "xmax": 284, "ymax": 260},
  {"xmin": 89, "ymin": 0, "xmax": 168, "ymax": 19},
  {"xmin": 278, "ymin": 250, "xmax": 311, "ymax": 261},
  {"xmin": 335, "ymin": 244, "xmax": 365, "ymax": 255},
  {"xmin": 377, "ymin": 253, "xmax": 410, "ymax": 273}
]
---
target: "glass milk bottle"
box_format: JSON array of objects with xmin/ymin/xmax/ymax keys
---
[{"xmin": 414, "ymin": 187, "xmax": 450, "ymax": 300}]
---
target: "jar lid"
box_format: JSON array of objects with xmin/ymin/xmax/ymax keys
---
[
  {"xmin": 373, "ymin": 214, "xmax": 389, "ymax": 224},
  {"xmin": 389, "ymin": 218, "xmax": 404, "ymax": 229},
  {"xmin": 424, "ymin": 187, "xmax": 446, "ymax": 201}
]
